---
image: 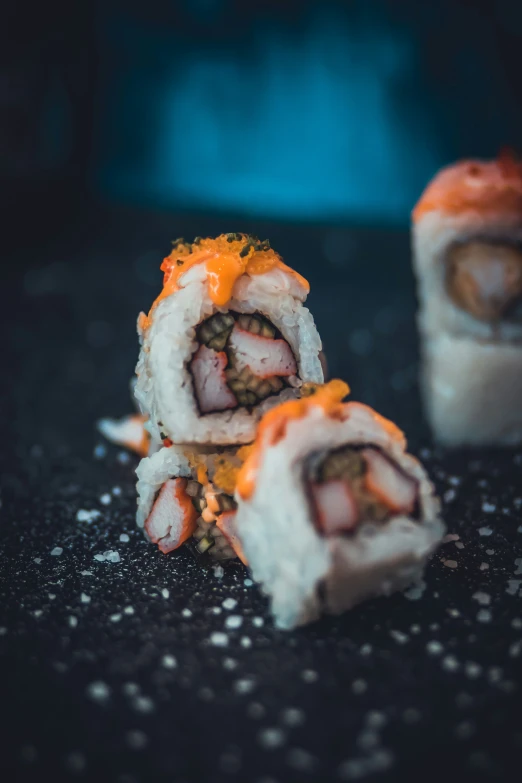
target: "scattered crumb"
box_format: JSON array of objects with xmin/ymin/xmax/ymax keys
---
[
  {"xmin": 455, "ymin": 542, "xmax": 464, "ymax": 549},
  {"xmin": 482, "ymin": 502, "xmax": 496, "ymax": 513},
  {"xmin": 506, "ymin": 580, "xmax": 522, "ymax": 596},
  {"xmin": 234, "ymin": 678, "xmax": 256, "ymax": 695},
  {"xmin": 76, "ymin": 509, "xmax": 101, "ymax": 524},
  {"xmin": 244, "ymin": 578, "xmax": 253, "ymax": 587},
  {"xmin": 132, "ymin": 696, "xmax": 155, "ymax": 714},
  {"xmin": 478, "ymin": 527, "xmax": 493, "ymax": 537},
  {"xmin": 213, "ymin": 565, "xmax": 224, "ymax": 579},
  {"xmin": 119, "ymin": 534, "xmax": 130, "ymax": 543},
  {"xmin": 112, "ymin": 486, "xmax": 122, "ymax": 496},
  {"xmin": 124, "ymin": 606, "xmax": 134, "ymax": 615},
  {"xmin": 443, "ymin": 533, "xmax": 460, "ymax": 544},
  {"xmin": 223, "ymin": 657, "xmax": 238, "ymax": 671},
  {"xmin": 81, "ymin": 570, "xmax": 93, "ymax": 576},
  {"xmin": 479, "ymin": 563, "xmax": 489, "ymax": 571},
  {"xmin": 210, "ymin": 632, "xmax": 229, "ymax": 647},
  {"xmin": 110, "ymin": 613, "xmax": 122, "ymax": 623},
  {"xmin": 443, "ymin": 559, "xmax": 458, "ymax": 569},
  {"xmin": 390, "ymin": 630, "xmax": 408, "ymax": 644},
  {"xmin": 465, "ymin": 662, "xmax": 482, "ymax": 679},
  {"xmin": 33, "ymin": 558, "xmax": 42, "ymax": 564},
  {"xmin": 442, "ymin": 655, "xmax": 460, "ymax": 672},
  {"xmin": 50, "ymin": 547, "xmax": 63, "ymax": 556}
]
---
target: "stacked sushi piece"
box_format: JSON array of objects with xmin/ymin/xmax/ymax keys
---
[
  {"xmin": 128, "ymin": 234, "xmax": 444, "ymax": 628},
  {"xmin": 134, "ymin": 233, "xmax": 324, "ymax": 563}
]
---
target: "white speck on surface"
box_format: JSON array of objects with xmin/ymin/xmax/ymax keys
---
[
  {"xmin": 507, "ymin": 580, "xmax": 522, "ymax": 596},
  {"xmin": 132, "ymin": 696, "xmax": 155, "ymax": 714},
  {"xmin": 280, "ymin": 707, "xmax": 305, "ymax": 727},
  {"xmin": 360, "ymin": 643, "xmax": 372, "ymax": 656},
  {"xmin": 286, "ymin": 747, "xmax": 316, "ymax": 772},
  {"xmin": 258, "ymin": 728, "xmax": 286, "ymax": 750},
  {"xmin": 119, "ymin": 533, "xmax": 130, "ymax": 543},
  {"xmin": 225, "ymin": 615, "xmax": 243, "ymax": 630},
  {"xmin": 515, "ymin": 559, "xmax": 522, "ymax": 575},
  {"xmin": 33, "ymin": 610, "xmax": 43, "ymax": 618},
  {"xmin": 512, "ymin": 618, "xmax": 522, "ymax": 629},
  {"xmin": 51, "ymin": 547, "xmax": 63, "ymax": 556},
  {"xmin": 465, "ymin": 662, "xmax": 482, "ymax": 679},
  {"xmin": 161, "ymin": 588, "xmax": 170, "ymax": 599},
  {"xmin": 352, "ymin": 679, "xmax": 367, "ymax": 695},
  {"xmin": 244, "ymin": 578, "xmax": 253, "ymax": 587},
  {"xmin": 478, "ymin": 526, "xmax": 493, "ymax": 537},
  {"xmin": 93, "ymin": 554, "xmax": 106, "ymax": 562},
  {"xmin": 447, "ymin": 608, "xmax": 460, "ymax": 618},
  {"xmin": 99, "ymin": 493, "xmax": 111, "ymax": 506},
  {"xmin": 443, "ymin": 489, "xmax": 457, "ymax": 503},
  {"xmin": 442, "ymin": 655, "xmax": 460, "ymax": 672},
  {"xmin": 182, "ymin": 608, "xmax": 192, "ymax": 617},
  {"xmin": 427, "ymin": 640, "xmax": 444, "ymax": 656},
  {"xmin": 210, "ymin": 631, "xmax": 229, "ymax": 647},
  {"xmin": 301, "ymin": 669, "xmax": 318, "ymax": 683},
  {"xmin": 509, "ymin": 641, "xmax": 522, "ymax": 658},
  {"xmin": 0, "ymin": 627, "xmax": 6, "ymax": 636},
  {"xmin": 48, "ymin": 593, "xmax": 56, "ymax": 601},
  {"xmin": 126, "ymin": 730, "xmax": 148, "ymax": 750},
  {"xmin": 112, "ymin": 486, "xmax": 122, "ymax": 496},
  {"xmin": 234, "ymin": 678, "xmax": 256, "ymax": 695},
  {"xmin": 122, "ymin": 683, "xmax": 139, "ymax": 696},
  {"xmin": 222, "ymin": 597, "xmax": 238, "ymax": 610},
  {"xmin": 472, "ymin": 592, "xmax": 491, "ymax": 606},
  {"xmin": 479, "ymin": 562, "xmax": 489, "ymax": 571},
  {"xmin": 390, "ymin": 630, "xmax": 408, "ymax": 644},
  {"xmin": 366, "ymin": 710, "xmax": 387, "ymax": 729},
  {"xmin": 486, "ymin": 549, "xmax": 495, "ymax": 555},
  {"xmin": 93, "ymin": 444, "xmax": 106, "ymax": 459},
  {"xmin": 87, "ymin": 681, "xmax": 110, "ymax": 702},
  {"xmin": 482, "ymin": 502, "xmax": 496, "ymax": 513},
  {"xmin": 247, "ymin": 702, "xmax": 265, "ymax": 719},
  {"xmin": 81, "ymin": 570, "xmax": 93, "ymax": 576},
  {"xmin": 455, "ymin": 542, "xmax": 464, "ymax": 549},
  {"xmin": 161, "ymin": 654, "xmax": 177, "ymax": 669},
  {"xmin": 488, "ymin": 666, "xmax": 503, "ymax": 683},
  {"xmin": 117, "ymin": 451, "xmax": 130, "ymax": 464},
  {"xmin": 110, "ymin": 613, "xmax": 122, "ymax": 623},
  {"xmin": 124, "ymin": 606, "xmax": 134, "ymax": 615},
  {"xmin": 443, "ymin": 533, "xmax": 460, "ymax": 543},
  {"xmin": 68, "ymin": 616, "xmax": 78, "ymax": 628},
  {"xmin": 211, "ymin": 607, "xmax": 222, "ymax": 615},
  {"xmin": 252, "ymin": 617, "xmax": 264, "ymax": 627},
  {"xmin": 213, "ymin": 565, "xmax": 225, "ymax": 579},
  {"xmin": 477, "ymin": 609, "xmax": 492, "ymax": 623},
  {"xmin": 223, "ymin": 657, "xmax": 238, "ymax": 670},
  {"xmin": 104, "ymin": 550, "xmax": 120, "ymax": 563},
  {"xmin": 240, "ymin": 636, "xmax": 252, "ymax": 648},
  {"xmin": 80, "ymin": 593, "xmax": 91, "ymax": 604},
  {"xmin": 33, "ymin": 558, "xmax": 42, "ymax": 564},
  {"xmin": 76, "ymin": 509, "xmax": 101, "ymax": 523},
  {"xmin": 443, "ymin": 559, "xmax": 458, "ymax": 569},
  {"xmin": 64, "ymin": 751, "xmax": 86, "ymax": 773},
  {"xmin": 404, "ymin": 580, "xmax": 426, "ymax": 601}
]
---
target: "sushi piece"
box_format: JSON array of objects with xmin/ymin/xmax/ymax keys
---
[
  {"xmin": 412, "ymin": 154, "xmax": 522, "ymax": 445},
  {"xmin": 134, "ymin": 234, "xmax": 323, "ymax": 446},
  {"xmin": 136, "ymin": 443, "xmax": 249, "ymax": 561},
  {"xmin": 234, "ymin": 381, "xmax": 443, "ymax": 629}
]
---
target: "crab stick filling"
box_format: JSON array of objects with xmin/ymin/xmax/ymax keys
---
[
  {"xmin": 446, "ymin": 241, "xmax": 522, "ymax": 322},
  {"xmin": 144, "ymin": 478, "xmax": 198, "ymax": 554},
  {"xmin": 308, "ymin": 445, "xmax": 418, "ymax": 536},
  {"xmin": 190, "ymin": 311, "xmax": 297, "ymax": 414}
]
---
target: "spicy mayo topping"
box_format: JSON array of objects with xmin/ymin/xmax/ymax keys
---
[
  {"xmin": 236, "ymin": 380, "xmax": 406, "ymax": 501},
  {"xmin": 413, "ymin": 152, "xmax": 522, "ymax": 223},
  {"xmin": 139, "ymin": 234, "xmax": 309, "ymax": 331}
]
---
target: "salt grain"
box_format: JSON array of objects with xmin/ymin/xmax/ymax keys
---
[
  {"xmin": 390, "ymin": 630, "xmax": 408, "ymax": 644},
  {"xmin": 76, "ymin": 509, "xmax": 101, "ymax": 523},
  {"xmin": 210, "ymin": 632, "xmax": 229, "ymax": 647},
  {"xmin": 478, "ymin": 526, "xmax": 493, "ymax": 537},
  {"xmin": 240, "ymin": 636, "xmax": 252, "ymax": 648},
  {"xmin": 117, "ymin": 451, "xmax": 130, "ymax": 464},
  {"xmin": 427, "ymin": 641, "xmax": 443, "ymax": 656},
  {"xmin": 280, "ymin": 707, "xmax": 305, "ymax": 727},
  {"xmin": 252, "ymin": 617, "xmax": 264, "ymax": 627},
  {"xmin": 99, "ymin": 493, "xmax": 111, "ymax": 506},
  {"xmin": 48, "ymin": 593, "xmax": 56, "ymax": 600},
  {"xmin": 247, "ymin": 702, "xmax": 265, "ymax": 719},
  {"xmin": 477, "ymin": 609, "xmax": 492, "ymax": 623},
  {"xmin": 234, "ymin": 678, "xmax": 256, "ymax": 695},
  {"xmin": 506, "ymin": 580, "xmax": 522, "ymax": 596},
  {"xmin": 352, "ymin": 679, "xmax": 367, "ymax": 694},
  {"xmin": 512, "ymin": 618, "xmax": 522, "ymax": 629},
  {"xmin": 110, "ymin": 613, "xmax": 122, "ymax": 623},
  {"xmin": 482, "ymin": 502, "xmax": 496, "ymax": 513},
  {"xmin": 161, "ymin": 654, "xmax": 177, "ymax": 669},
  {"xmin": 360, "ymin": 643, "xmax": 372, "ymax": 656},
  {"xmin": 112, "ymin": 486, "xmax": 122, "ymax": 496},
  {"xmin": 93, "ymin": 554, "xmax": 106, "ymax": 562},
  {"xmin": 223, "ymin": 657, "xmax": 238, "ymax": 670},
  {"xmin": 258, "ymin": 728, "xmax": 286, "ymax": 750},
  {"xmin": 34, "ymin": 558, "xmax": 42, "ymax": 564},
  {"xmin": 81, "ymin": 570, "xmax": 93, "ymax": 576},
  {"xmin": 80, "ymin": 593, "xmax": 91, "ymax": 604},
  {"xmin": 124, "ymin": 606, "xmax": 134, "ymax": 615},
  {"xmin": 104, "ymin": 550, "xmax": 120, "ymax": 563},
  {"xmin": 213, "ymin": 565, "xmax": 224, "ymax": 579},
  {"xmin": 443, "ymin": 559, "xmax": 458, "ymax": 569},
  {"xmin": 472, "ymin": 591, "xmax": 491, "ymax": 606},
  {"xmin": 93, "ymin": 444, "xmax": 106, "ymax": 459},
  {"xmin": 133, "ymin": 696, "xmax": 154, "ymax": 714},
  {"xmin": 222, "ymin": 597, "xmax": 238, "ymax": 610},
  {"xmin": 225, "ymin": 615, "xmax": 243, "ymax": 630},
  {"xmin": 301, "ymin": 669, "xmax": 318, "ymax": 683},
  {"xmin": 465, "ymin": 662, "xmax": 482, "ymax": 679},
  {"xmin": 455, "ymin": 542, "xmax": 465, "ymax": 549},
  {"xmin": 366, "ymin": 710, "xmax": 387, "ymax": 729},
  {"xmin": 51, "ymin": 547, "xmax": 63, "ymax": 556},
  {"xmin": 126, "ymin": 730, "xmax": 148, "ymax": 750},
  {"xmin": 161, "ymin": 588, "xmax": 170, "ymax": 599},
  {"xmin": 442, "ymin": 655, "xmax": 460, "ymax": 672},
  {"xmin": 244, "ymin": 578, "xmax": 253, "ymax": 587},
  {"xmin": 119, "ymin": 534, "xmax": 130, "ymax": 543},
  {"xmin": 479, "ymin": 563, "xmax": 489, "ymax": 571},
  {"xmin": 68, "ymin": 616, "xmax": 78, "ymax": 628},
  {"xmin": 33, "ymin": 610, "xmax": 43, "ymax": 618},
  {"xmin": 87, "ymin": 681, "xmax": 110, "ymax": 702},
  {"xmin": 182, "ymin": 608, "xmax": 192, "ymax": 617}
]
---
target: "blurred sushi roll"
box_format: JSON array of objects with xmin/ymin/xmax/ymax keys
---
[
  {"xmin": 412, "ymin": 154, "xmax": 522, "ymax": 445},
  {"xmin": 234, "ymin": 381, "xmax": 443, "ymax": 629},
  {"xmin": 135, "ymin": 234, "xmax": 323, "ymax": 447},
  {"xmin": 136, "ymin": 443, "xmax": 248, "ymax": 562}
]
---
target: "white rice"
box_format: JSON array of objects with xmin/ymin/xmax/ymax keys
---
[
  {"xmin": 134, "ymin": 264, "xmax": 323, "ymax": 446},
  {"xmin": 235, "ymin": 403, "xmax": 443, "ymax": 629}
]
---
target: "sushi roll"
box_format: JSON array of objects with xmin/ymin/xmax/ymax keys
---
[
  {"xmin": 136, "ymin": 443, "xmax": 247, "ymax": 562},
  {"xmin": 135, "ymin": 234, "xmax": 323, "ymax": 446},
  {"xmin": 412, "ymin": 154, "xmax": 522, "ymax": 445},
  {"xmin": 234, "ymin": 381, "xmax": 443, "ymax": 629},
  {"xmin": 97, "ymin": 414, "xmax": 150, "ymax": 456}
]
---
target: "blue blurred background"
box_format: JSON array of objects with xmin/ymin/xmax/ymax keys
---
[{"xmin": 3, "ymin": 0, "xmax": 522, "ymax": 242}]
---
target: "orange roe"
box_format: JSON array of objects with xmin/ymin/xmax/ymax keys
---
[
  {"xmin": 413, "ymin": 152, "xmax": 522, "ymax": 223},
  {"xmin": 212, "ymin": 444, "xmax": 255, "ymax": 495},
  {"xmin": 139, "ymin": 234, "xmax": 309, "ymax": 330}
]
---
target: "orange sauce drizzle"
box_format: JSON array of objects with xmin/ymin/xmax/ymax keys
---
[
  {"xmin": 139, "ymin": 234, "xmax": 309, "ymax": 330},
  {"xmin": 413, "ymin": 152, "xmax": 522, "ymax": 222}
]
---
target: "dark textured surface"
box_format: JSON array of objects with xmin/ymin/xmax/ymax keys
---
[{"xmin": 2, "ymin": 209, "xmax": 522, "ymax": 783}]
